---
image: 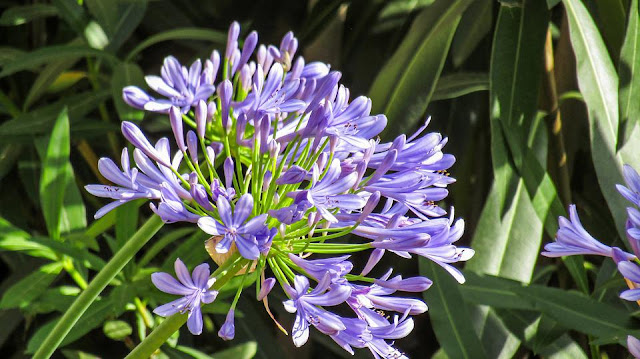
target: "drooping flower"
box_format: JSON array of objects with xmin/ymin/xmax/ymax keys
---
[
  {"xmin": 542, "ymin": 204, "xmax": 634, "ymax": 260},
  {"xmin": 218, "ymin": 309, "xmax": 236, "ymax": 340},
  {"xmin": 151, "ymin": 259, "xmax": 217, "ymax": 335}
]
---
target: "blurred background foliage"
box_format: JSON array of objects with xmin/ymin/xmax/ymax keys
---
[{"xmin": 0, "ymin": 0, "xmax": 639, "ymax": 358}]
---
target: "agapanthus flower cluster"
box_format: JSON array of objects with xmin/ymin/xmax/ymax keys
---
[
  {"xmin": 542, "ymin": 164, "xmax": 640, "ymax": 357},
  {"xmin": 87, "ymin": 21, "xmax": 473, "ymax": 357}
]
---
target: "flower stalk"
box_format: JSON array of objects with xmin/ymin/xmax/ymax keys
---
[{"xmin": 33, "ymin": 215, "xmax": 164, "ymax": 359}]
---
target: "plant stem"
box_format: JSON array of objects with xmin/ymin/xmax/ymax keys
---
[
  {"xmin": 33, "ymin": 215, "xmax": 164, "ymax": 359},
  {"xmin": 127, "ymin": 313, "xmax": 188, "ymax": 359}
]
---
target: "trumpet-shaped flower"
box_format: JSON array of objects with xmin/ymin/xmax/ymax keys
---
[{"xmin": 151, "ymin": 259, "xmax": 217, "ymax": 335}]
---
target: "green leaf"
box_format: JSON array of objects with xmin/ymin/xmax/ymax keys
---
[
  {"xmin": 51, "ymin": 0, "xmax": 89, "ymax": 37},
  {"xmin": 368, "ymin": 0, "xmax": 472, "ymax": 138},
  {"xmin": 0, "ymin": 262, "xmax": 64, "ymax": 309},
  {"xmin": 468, "ymin": 1, "xmax": 552, "ymax": 357},
  {"xmin": 0, "ymin": 45, "xmax": 118, "ymax": 78},
  {"xmin": 619, "ymin": 0, "xmax": 640, "ymax": 144},
  {"xmin": 138, "ymin": 227, "xmax": 195, "ymax": 268},
  {"xmin": 0, "ymin": 47, "xmax": 24, "ymax": 66},
  {"xmin": 460, "ymin": 272, "xmax": 535, "ymax": 310},
  {"xmin": 108, "ymin": 1, "xmax": 147, "ymax": 51},
  {"xmin": 29, "ymin": 286, "xmax": 81, "ymax": 314},
  {"xmin": 594, "ymin": 0, "xmax": 626, "ymax": 62},
  {"xmin": 39, "ymin": 108, "xmax": 71, "ymax": 240},
  {"xmin": 431, "ymin": 72, "xmax": 489, "ymax": 101},
  {"xmin": 162, "ymin": 230, "xmax": 210, "ymax": 271},
  {"xmin": 372, "ymin": 0, "xmax": 434, "ymax": 34},
  {"xmin": 461, "ymin": 273, "xmax": 638, "ymax": 338},
  {"xmin": 126, "ymin": 27, "xmax": 226, "ymax": 61},
  {"xmin": 162, "ymin": 344, "xmax": 213, "ymax": 358},
  {"xmin": 211, "ymin": 341, "xmax": 257, "ymax": 359},
  {"xmin": 85, "ymin": 0, "xmax": 118, "ymax": 35},
  {"xmin": 298, "ymin": 0, "xmax": 346, "ymax": 43},
  {"xmin": 27, "ymin": 289, "xmax": 132, "ymax": 353},
  {"xmin": 103, "ymin": 320, "xmax": 133, "ymax": 341},
  {"xmin": 451, "ymin": 0, "xmax": 493, "ymax": 67},
  {"xmin": 539, "ymin": 334, "xmax": 588, "ymax": 358},
  {"xmin": 23, "ymin": 38, "xmax": 85, "ymax": 109},
  {"xmin": 25, "ymin": 62, "xmax": 80, "ymax": 110},
  {"xmin": 0, "ymin": 4, "xmax": 58, "ymax": 26},
  {"xmin": 0, "ymin": 90, "xmax": 109, "ymax": 141},
  {"xmin": 510, "ymin": 285, "xmax": 637, "ymax": 338},
  {"xmin": 563, "ymin": 0, "xmax": 629, "ymax": 241},
  {"xmin": 112, "ymin": 62, "xmax": 145, "ymax": 122},
  {"xmin": 0, "ymin": 143, "xmax": 23, "ymax": 181},
  {"xmin": 0, "ymin": 215, "xmax": 42, "ymax": 260},
  {"xmin": 420, "ymin": 259, "xmax": 486, "ymax": 359},
  {"xmin": 61, "ymin": 349, "xmax": 101, "ymax": 359}
]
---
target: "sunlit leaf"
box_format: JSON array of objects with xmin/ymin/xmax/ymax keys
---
[
  {"xmin": 39, "ymin": 108, "xmax": 71, "ymax": 240},
  {"xmin": 619, "ymin": 0, "xmax": 640, "ymax": 144}
]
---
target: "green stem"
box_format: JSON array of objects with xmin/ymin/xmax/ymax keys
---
[
  {"xmin": 33, "ymin": 215, "xmax": 164, "ymax": 359},
  {"xmin": 126, "ymin": 313, "xmax": 188, "ymax": 359}
]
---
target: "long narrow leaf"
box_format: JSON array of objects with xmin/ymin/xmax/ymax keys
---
[
  {"xmin": 420, "ymin": 259, "xmax": 486, "ymax": 359},
  {"xmin": 39, "ymin": 108, "xmax": 71, "ymax": 241},
  {"xmin": 369, "ymin": 0, "xmax": 472, "ymax": 138}
]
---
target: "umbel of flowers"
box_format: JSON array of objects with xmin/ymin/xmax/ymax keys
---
[{"xmin": 87, "ymin": 22, "xmax": 473, "ymax": 357}]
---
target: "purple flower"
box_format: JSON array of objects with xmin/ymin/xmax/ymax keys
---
[
  {"xmin": 283, "ymin": 274, "xmax": 351, "ymax": 347},
  {"xmin": 542, "ymin": 205, "xmax": 635, "ymax": 260},
  {"xmin": 258, "ymin": 277, "xmax": 276, "ymax": 301},
  {"xmin": 618, "ymin": 261, "xmax": 640, "ymax": 301},
  {"xmin": 348, "ymin": 273, "xmax": 428, "ymax": 316},
  {"xmin": 123, "ymin": 56, "xmax": 216, "ymax": 114},
  {"xmin": 288, "ymin": 159, "xmax": 366, "ymax": 223},
  {"xmin": 628, "ymin": 335, "xmax": 640, "ymax": 358},
  {"xmin": 84, "ymin": 148, "xmax": 160, "ymax": 218},
  {"xmin": 268, "ymin": 200, "xmax": 311, "ymax": 225},
  {"xmin": 234, "ymin": 63, "xmax": 305, "ymax": 118},
  {"xmin": 218, "ymin": 309, "xmax": 235, "ymax": 340},
  {"xmin": 151, "ymin": 183, "xmax": 201, "ymax": 224},
  {"xmin": 197, "ymin": 194, "xmax": 269, "ymax": 260},
  {"xmin": 330, "ymin": 309, "xmax": 413, "ymax": 358},
  {"xmin": 617, "ymin": 165, "xmax": 640, "ymax": 207},
  {"xmin": 288, "ymin": 254, "xmax": 353, "ymax": 282},
  {"xmin": 151, "ymin": 259, "xmax": 217, "ymax": 335},
  {"xmin": 275, "ymin": 165, "xmax": 308, "ymax": 185}
]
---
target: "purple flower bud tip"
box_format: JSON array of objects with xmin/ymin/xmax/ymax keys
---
[
  {"xmin": 196, "ymin": 100, "xmax": 207, "ymax": 139},
  {"xmin": 258, "ymin": 277, "xmax": 276, "ymax": 300},
  {"xmin": 628, "ymin": 336, "xmax": 640, "ymax": 358},
  {"xmin": 218, "ymin": 309, "xmax": 235, "ymax": 340},
  {"xmin": 121, "ymin": 121, "xmax": 170, "ymax": 167},
  {"xmin": 122, "ymin": 86, "xmax": 152, "ymax": 109},
  {"xmin": 169, "ymin": 106, "xmax": 186, "ymax": 152}
]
